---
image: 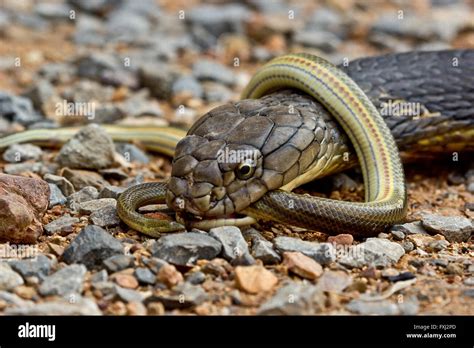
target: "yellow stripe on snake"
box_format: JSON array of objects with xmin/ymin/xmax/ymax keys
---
[{"xmin": 1, "ymin": 50, "xmax": 473, "ymax": 237}]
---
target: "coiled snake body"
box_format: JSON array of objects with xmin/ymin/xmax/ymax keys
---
[{"xmin": 1, "ymin": 50, "xmax": 473, "ymax": 237}]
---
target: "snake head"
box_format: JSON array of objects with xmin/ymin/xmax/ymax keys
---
[{"xmin": 166, "ymin": 134, "xmax": 268, "ymax": 218}]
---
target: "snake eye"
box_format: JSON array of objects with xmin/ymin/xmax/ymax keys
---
[{"xmin": 236, "ymin": 161, "xmax": 255, "ymax": 180}]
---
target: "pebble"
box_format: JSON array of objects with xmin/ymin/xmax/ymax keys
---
[
  {"xmin": 0, "ymin": 92, "xmax": 40, "ymax": 125},
  {"xmin": 421, "ymin": 213, "xmax": 473, "ymax": 242},
  {"xmin": 35, "ymin": 3, "xmax": 72, "ymax": 21},
  {"xmin": 62, "ymin": 168, "xmax": 108, "ymax": 191},
  {"xmin": 391, "ymin": 230, "xmax": 406, "ymax": 241},
  {"xmin": 8, "ymin": 255, "xmax": 54, "ymax": 282},
  {"xmin": 142, "ymin": 257, "xmax": 167, "ymax": 274},
  {"xmin": 2, "ymin": 144, "xmax": 43, "ymax": 162},
  {"xmin": 134, "ymin": 267, "xmax": 156, "ymax": 285},
  {"xmin": 115, "ymin": 143, "xmax": 149, "ymax": 164},
  {"xmin": 209, "ymin": 226, "xmax": 253, "ymax": 263},
  {"xmin": 258, "ymin": 282, "xmax": 325, "ymax": 315},
  {"xmin": 105, "ymin": 10, "xmax": 150, "ymax": 43},
  {"xmin": 157, "ymin": 264, "xmax": 184, "ymax": 288},
  {"xmin": 0, "ymin": 290, "xmax": 33, "ymax": 307},
  {"xmin": 0, "ymin": 174, "xmax": 50, "ymax": 243},
  {"xmin": 39, "ymin": 264, "xmax": 86, "ymax": 297},
  {"xmin": 44, "ymin": 214, "xmax": 79, "ymax": 236},
  {"xmin": 43, "ymin": 173, "xmax": 75, "ymax": 196},
  {"xmin": 315, "ymin": 270, "xmax": 353, "ymax": 293},
  {"xmin": 90, "ymin": 204, "xmax": 121, "ymax": 227},
  {"xmin": 327, "ymin": 234, "xmax": 354, "ymax": 245},
  {"xmin": 77, "ymin": 198, "xmax": 116, "ymax": 214},
  {"xmin": 115, "ymin": 286, "xmax": 144, "ymax": 303},
  {"xmin": 408, "ymin": 234, "xmax": 437, "ymax": 250},
  {"xmin": 152, "ymin": 232, "xmax": 222, "ymax": 266},
  {"xmin": 62, "ymin": 225, "xmax": 124, "ymax": 269},
  {"xmin": 99, "ymin": 185, "xmax": 126, "ymax": 199},
  {"xmin": 192, "ymin": 60, "xmax": 236, "ymax": 86},
  {"xmin": 243, "ymin": 228, "xmax": 281, "ymax": 264},
  {"xmin": 386, "ymin": 272, "xmax": 416, "ymax": 282},
  {"xmin": 3, "ymin": 162, "xmax": 49, "ymax": 175},
  {"xmin": 401, "ymin": 241, "xmax": 415, "ymax": 253},
  {"xmin": 5, "ymin": 297, "xmax": 101, "ymax": 315},
  {"xmin": 112, "ymin": 274, "xmax": 139, "ymax": 289},
  {"xmin": 282, "ymin": 252, "xmax": 323, "ymax": 280},
  {"xmin": 428, "ymin": 239, "xmax": 450, "ymax": 252},
  {"xmin": 103, "ymin": 255, "xmax": 135, "ymax": 273},
  {"xmin": 293, "ymin": 30, "xmax": 341, "ymax": 51},
  {"xmin": 273, "ymin": 237, "xmax": 336, "ymax": 265},
  {"xmin": 48, "ymin": 183, "xmax": 67, "ymax": 208},
  {"xmin": 346, "ymin": 299, "xmax": 400, "ymax": 315},
  {"xmin": 186, "ymin": 271, "xmax": 206, "ymax": 285},
  {"xmin": 234, "ymin": 265, "xmax": 278, "ymax": 294},
  {"xmin": 446, "ymin": 263, "xmax": 464, "ymax": 275},
  {"xmin": 338, "ymin": 238, "xmax": 405, "ymax": 268},
  {"xmin": 67, "ymin": 186, "xmax": 100, "ymax": 211},
  {"xmin": 0, "ymin": 263, "xmax": 24, "ymax": 291},
  {"xmin": 172, "ymin": 75, "xmax": 203, "ymax": 99},
  {"xmin": 90, "ymin": 270, "xmax": 108, "ymax": 284},
  {"xmin": 138, "ymin": 63, "xmax": 178, "ymax": 99},
  {"xmin": 391, "ymin": 221, "xmax": 429, "ymax": 235},
  {"xmin": 146, "ymin": 282, "xmax": 208, "ymax": 309},
  {"xmin": 56, "ymin": 124, "xmax": 116, "ymax": 170},
  {"xmin": 202, "ymin": 82, "xmax": 233, "ymax": 102}
]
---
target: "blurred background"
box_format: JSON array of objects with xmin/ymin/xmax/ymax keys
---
[{"xmin": 0, "ymin": 0, "xmax": 473, "ymax": 132}]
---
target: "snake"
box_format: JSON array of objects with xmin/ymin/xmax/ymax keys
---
[{"xmin": 1, "ymin": 50, "xmax": 473, "ymax": 237}]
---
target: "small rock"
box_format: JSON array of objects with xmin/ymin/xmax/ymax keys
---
[
  {"xmin": 0, "ymin": 290, "xmax": 33, "ymax": 307},
  {"xmin": 3, "ymin": 162, "xmax": 48, "ymax": 175},
  {"xmin": 99, "ymin": 185, "xmax": 126, "ymax": 199},
  {"xmin": 338, "ymin": 238, "xmax": 405, "ymax": 268},
  {"xmin": 186, "ymin": 271, "xmax": 206, "ymax": 285},
  {"xmin": 2, "ymin": 144, "xmax": 42, "ymax": 163},
  {"xmin": 62, "ymin": 168, "xmax": 108, "ymax": 191},
  {"xmin": 421, "ymin": 213, "xmax": 473, "ymax": 242},
  {"xmin": 0, "ymin": 174, "xmax": 50, "ymax": 243},
  {"xmin": 391, "ymin": 230, "xmax": 405, "ymax": 241},
  {"xmin": 346, "ymin": 299, "xmax": 399, "ymax": 315},
  {"xmin": 113, "ymin": 274, "xmax": 139, "ymax": 289},
  {"xmin": 157, "ymin": 264, "xmax": 183, "ymax": 288},
  {"xmin": 62, "ymin": 225, "xmax": 124, "ymax": 269},
  {"xmin": 115, "ymin": 286, "xmax": 144, "ymax": 303},
  {"xmin": 90, "ymin": 204, "xmax": 120, "ymax": 227},
  {"xmin": 115, "ymin": 143, "xmax": 149, "ymax": 164},
  {"xmin": 209, "ymin": 226, "xmax": 253, "ymax": 263},
  {"xmin": 377, "ymin": 232, "xmax": 390, "ymax": 239},
  {"xmin": 446, "ymin": 263, "xmax": 464, "ymax": 275},
  {"xmin": 8, "ymin": 255, "xmax": 54, "ymax": 281},
  {"xmin": 5, "ymin": 297, "xmax": 101, "ymax": 315},
  {"xmin": 258, "ymin": 282, "xmax": 325, "ymax": 315},
  {"xmin": 244, "ymin": 228, "xmax": 281, "ymax": 264},
  {"xmin": 293, "ymin": 30, "xmax": 340, "ymax": 51},
  {"xmin": 202, "ymin": 82, "xmax": 233, "ymax": 102},
  {"xmin": 43, "ymin": 173, "xmax": 75, "ymax": 196},
  {"xmin": 35, "ymin": 3, "xmax": 72, "ymax": 20},
  {"xmin": 90, "ymin": 270, "xmax": 108, "ymax": 284},
  {"xmin": 48, "ymin": 183, "xmax": 67, "ymax": 208},
  {"xmin": 152, "ymin": 232, "xmax": 222, "ymax": 266},
  {"xmin": 464, "ymin": 277, "xmax": 474, "ymax": 286},
  {"xmin": 142, "ymin": 257, "xmax": 167, "ymax": 274},
  {"xmin": 103, "ymin": 255, "xmax": 134, "ymax": 273},
  {"xmin": 391, "ymin": 221, "xmax": 429, "ymax": 235},
  {"xmin": 172, "ymin": 75, "xmax": 203, "ymax": 99},
  {"xmin": 234, "ymin": 265, "xmax": 278, "ymax": 294},
  {"xmin": 193, "ymin": 60, "xmax": 236, "ymax": 86},
  {"xmin": 67, "ymin": 186, "xmax": 99, "ymax": 210},
  {"xmin": 327, "ymin": 234, "xmax": 354, "ymax": 245},
  {"xmin": 282, "ymin": 252, "xmax": 323, "ymax": 280},
  {"xmin": 386, "ymin": 272, "xmax": 416, "ymax": 282},
  {"xmin": 401, "ymin": 241, "xmax": 415, "ymax": 253},
  {"xmin": 44, "ymin": 215, "xmax": 79, "ymax": 236},
  {"xmin": 134, "ymin": 267, "xmax": 156, "ymax": 285},
  {"xmin": 428, "ymin": 239, "xmax": 450, "ymax": 252},
  {"xmin": 273, "ymin": 237, "xmax": 336, "ymax": 265},
  {"xmin": 147, "ymin": 302, "xmax": 165, "ymax": 315},
  {"xmin": 146, "ymin": 282, "xmax": 208, "ymax": 309},
  {"xmin": 408, "ymin": 234, "xmax": 437, "ymax": 249},
  {"xmin": 0, "ymin": 92, "xmax": 40, "ymax": 125},
  {"xmin": 0, "ymin": 263, "xmax": 24, "ymax": 290},
  {"xmin": 138, "ymin": 64, "xmax": 178, "ymax": 100},
  {"xmin": 56, "ymin": 124, "xmax": 116, "ymax": 170},
  {"xmin": 39, "ymin": 264, "xmax": 86, "ymax": 297},
  {"xmin": 77, "ymin": 198, "xmax": 116, "ymax": 214},
  {"xmin": 315, "ymin": 270, "xmax": 353, "ymax": 293}
]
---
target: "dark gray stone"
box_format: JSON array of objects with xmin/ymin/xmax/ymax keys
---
[
  {"xmin": 39, "ymin": 264, "xmax": 86, "ymax": 297},
  {"xmin": 103, "ymin": 255, "xmax": 134, "ymax": 273},
  {"xmin": 4, "ymin": 162, "xmax": 48, "ymax": 175},
  {"xmin": 0, "ymin": 91, "xmax": 42, "ymax": 126},
  {"xmin": 391, "ymin": 221, "xmax": 429, "ymax": 235},
  {"xmin": 48, "ymin": 183, "xmax": 67, "ymax": 208},
  {"xmin": 421, "ymin": 213, "xmax": 473, "ymax": 242},
  {"xmin": 77, "ymin": 198, "xmax": 116, "ymax": 214},
  {"xmin": 115, "ymin": 286, "xmax": 144, "ymax": 303},
  {"xmin": 90, "ymin": 269, "xmax": 108, "ymax": 284},
  {"xmin": 258, "ymin": 282, "xmax": 325, "ymax": 315},
  {"xmin": 62, "ymin": 225, "xmax": 124, "ymax": 269},
  {"xmin": 172, "ymin": 75, "xmax": 203, "ymax": 99},
  {"xmin": 138, "ymin": 64, "xmax": 178, "ymax": 99},
  {"xmin": 44, "ymin": 173, "xmax": 75, "ymax": 196},
  {"xmin": 145, "ymin": 282, "xmax": 208, "ymax": 309},
  {"xmin": 273, "ymin": 237, "xmax": 336, "ymax": 265},
  {"xmin": 134, "ymin": 267, "xmax": 156, "ymax": 285},
  {"xmin": 67, "ymin": 186, "xmax": 99, "ymax": 209},
  {"xmin": 3, "ymin": 144, "xmax": 42, "ymax": 163},
  {"xmin": 44, "ymin": 215, "xmax": 79, "ymax": 235},
  {"xmin": 391, "ymin": 230, "xmax": 406, "ymax": 241},
  {"xmin": 57, "ymin": 124, "xmax": 116, "ymax": 170},
  {"xmin": 193, "ymin": 60, "xmax": 236, "ymax": 86},
  {"xmin": 153, "ymin": 232, "xmax": 222, "ymax": 266},
  {"xmin": 8, "ymin": 255, "xmax": 54, "ymax": 281},
  {"xmin": 99, "ymin": 185, "xmax": 126, "ymax": 199},
  {"xmin": 338, "ymin": 238, "xmax": 405, "ymax": 268},
  {"xmin": 186, "ymin": 271, "xmax": 206, "ymax": 285},
  {"xmin": 90, "ymin": 204, "xmax": 120, "ymax": 227},
  {"xmin": 209, "ymin": 226, "xmax": 253, "ymax": 263},
  {"xmin": 293, "ymin": 30, "xmax": 341, "ymax": 51},
  {"xmin": 115, "ymin": 143, "xmax": 149, "ymax": 164}
]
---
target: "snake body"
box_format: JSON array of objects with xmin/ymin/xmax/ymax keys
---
[{"xmin": 1, "ymin": 50, "xmax": 473, "ymax": 237}]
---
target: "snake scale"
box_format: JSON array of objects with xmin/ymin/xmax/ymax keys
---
[{"xmin": 1, "ymin": 50, "xmax": 473, "ymax": 237}]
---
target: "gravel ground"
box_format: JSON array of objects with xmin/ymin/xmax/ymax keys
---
[{"xmin": 0, "ymin": 0, "xmax": 473, "ymax": 316}]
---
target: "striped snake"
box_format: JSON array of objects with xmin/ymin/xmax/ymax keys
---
[{"xmin": 1, "ymin": 50, "xmax": 473, "ymax": 237}]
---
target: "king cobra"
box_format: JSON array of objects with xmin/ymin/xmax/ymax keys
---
[{"xmin": 1, "ymin": 50, "xmax": 473, "ymax": 237}]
